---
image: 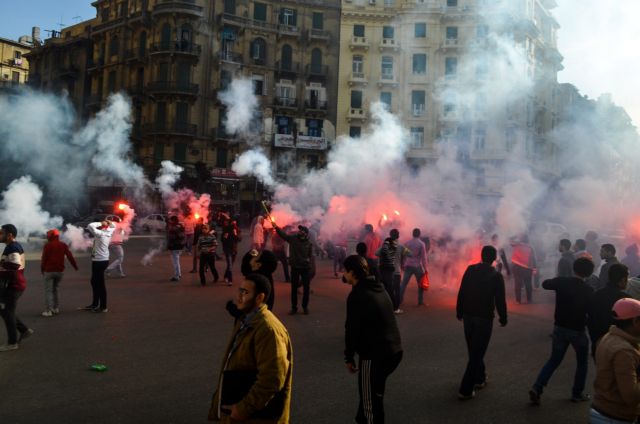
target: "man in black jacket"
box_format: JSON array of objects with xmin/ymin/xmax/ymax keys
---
[
  {"xmin": 274, "ymin": 224, "xmax": 314, "ymax": 315},
  {"xmin": 587, "ymin": 263, "xmax": 629, "ymax": 358},
  {"xmin": 529, "ymin": 257, "xmax": 595, "ymax": 405},
  {"xmin": 456, "ymin": 246, "xmax": 507, "ymax": 400},
  {"xmin": 557, "ymin": 239, "xmax": 575, "ymax": 278},
  {"xmin": 343, "ymin": 254, "xmax": 402, "ymax": 424}
]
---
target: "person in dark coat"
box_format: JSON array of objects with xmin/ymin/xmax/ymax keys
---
[
  {"xmin": 622, "ymin": 244, "xmax": 640, "ymax": 278},
  {"xmin": 456, "ymin": 246, "xmax": 508, "ymax": 400},
  {"xmin": 557, "ymin": 239, "xmax": 575, "ymax": 278},
  {"xmin": 274, "ymin": 224, "xmax": 314, "ymax": 315},
  {"xmin": 587, "ymin": 263, "xmax": 630, "ymax": 358},
  {"xmin": 240, "ymin": 249, "xmax": 278, "ymax": 311},
  {"xmin": 598, "ymin": 244, "xmax": 619, "ymax": 289},
  {"xmin": 343, "ymin": 254, "xmax": 403, "ymax": 424}
]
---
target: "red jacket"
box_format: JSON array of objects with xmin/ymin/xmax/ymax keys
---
[{"xmin": 41, "ymin": 239, "xmax": 78, "ymax": 273}]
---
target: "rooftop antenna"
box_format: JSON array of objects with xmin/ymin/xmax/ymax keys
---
[
  {"xmin": 57, "ymin": 16, "xmax": 65, "ymax": 31},
  {"xmin": 72, "ymin": 16, "xmax": 82, "ymax": 24}
]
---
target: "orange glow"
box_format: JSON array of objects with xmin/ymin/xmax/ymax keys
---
[
  {"xmin": 194, "ymin": 213, "xmax": 200, "ymax": 219},
  {"xmin": 381, "ymin": 214, "xmax": 388, "ymax": 222}
]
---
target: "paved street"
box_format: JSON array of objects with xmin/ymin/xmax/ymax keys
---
[{"xmin": 1, "ymin": 236, "xmax": 593, "ymax": 424}]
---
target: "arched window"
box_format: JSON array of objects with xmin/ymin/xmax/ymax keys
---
[
  {"xmin": 311, "ymin": 48, "xmax": 322, "ymax": 73},
  {"xmin": 281, "ymin": 44, "xmax": 292, "ymax": 70},
  {"xmin": 251, "ymin": 38, "xmax": 266, "ymax": 64},
  {"xmin": 160, "ymin": 23, "xmax": 172, "ymax": 50},
  {"xmin": 109, "ymin": 35, "xmax": 119, "ymax": 57},
  {"xmin": 180, "ymin": 24, "xmax": 192, "ymax": 51},
  {"xmin": 138, "ymin": 31, "xmax": 147, "ymax": 57}
]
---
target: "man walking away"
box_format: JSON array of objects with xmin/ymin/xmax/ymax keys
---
[
  {"xmin": 356, "ymin": 242, "xmax": 381, "ymax": 283},
  {"xmin": 271, "ymin": 226, "xmax": 291, "ymax": 283},
  {"xmin": 377, "ymin": 230, "xmax": 399, "ymax": 311},
  {"xmin": 41, "ymin": 229, "xmax": 78, "ymax": 317},
  {"xmin": 80, "ymin": 220, "xmax": 115, "ymax": 313},
  {"xmin": 456, "ymin": 246, "xmax": 507, "ymax": 400},
  {"xmin": 529, "ymin": 257, "xmax": 595, "ymax": 405},
  {"xmin": 208, "ymin": 274, "xmax": 292, "ymax": 423},
  {"xmin": 166, "ymin": 216, "xmax": 186, "ymax": 282},
  {"xmin": 0, "ymin": 224, "xmax": 33, "ymax": 352},
  {"xmin": 190, "ymin": 216, "xmax": 205, "ymax": 273},
  {"xmin": 399, "ymin": 228, "xmax": 428, "ymax": 307},
  {"xmin": 510, "ymin": 234, "xmax": 537, "ymax": 304},
  {"xmin": 599, "ymin": 244, "xmax": 619, "ymax": 290},
  {"xmin": 198, "ymin": 224, "xmax": 219, "ymax": 286},
  {"xmin": 106, "ymin": 221, "xmax": 126, "ymax": 278},
  {"xmin": 590, "ymin": 298, "xmax": 640, "ymax": 423},
  {"xmin": 622, "ymin": 244, "xmax": 640, "ymax": 278},
  {"xmin": 587, "ymin": 264, "xmax": 630, "ymax": 358},
  {"xmin": 557, "ymin": 239, "xmax": 575, "ymax": 278},
  {"xmin": 343, "ymin": 255, "xmax": 403, "ymax": 424},
  {"xmin": 221, "ymin": 219, "xmax": 240, "ymax": 286},
  {"xmin": 361, "ymin": 224, "xmax": 382, "ymax": 269},
  {"xmin": 274, "ymin": 224, "xmax": 313, "ymax": 315}
]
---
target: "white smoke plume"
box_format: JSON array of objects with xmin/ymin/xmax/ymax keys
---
[
  {"xmin": 155, "ymin": 160, "xmax": 211, "ymax": 222},
  {"xmin": 0, "ymin": 176, "xmax": 63, "ymax": 238},
  {"xmin": 141, "ymin": 239, "xmax": 164, "ymax": 266},
  {"xmin": 218, "ymin": 78, "xmax": 260, "ymax": 137},
  {"xmin": 61, "ymin": 224, "xmax": 93, "ymax": 252},
  {"xmin": 232, "ymin": 149, "xmax": 278, "ymax": 189},
  {"xmin": 156, "ymin": 160, "xmax": 184, "ymax": 199}
]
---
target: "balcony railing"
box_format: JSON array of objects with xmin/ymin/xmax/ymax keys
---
[
  {"xmin": 153, "ymin": 0, "xmax": 204, "ymax": 18},
  {"xmin": 143, "ymin": 122, "xmax": 198, "ymax": 137},
  {"xmin": 150, "ymin": 42, "xmax": 201, "ymax": 56},
  {"xmin": 56, "ymin": 65, "xmax": 79, "ymax": 79},
  {"xmin": 124, "ymin": 49, "xmax": 148, "ymax": 62},
  {"xmin": 379, "ymin": 38, "xmax": 400, "ymax": 50},
  {"xmin": 217, "ymin": 51, "xmax": 243, "ymax": 64},
  {"xmin": 275, "ymin": 61, "xmax": 300, "ymax": 74},
  {"xmin": 146, "ymin": 81, "xmax": 199, "ymax": 96},
  {"xmin": 308, "ymin": 29, "xmax": 331, "ymax": 42},
  {"xmin": 350, "ymin": 36, "xmax": 370, "ymax": 50},
  {"xmin": 347, "ymin": 108, "xmax": 367, "ymax": 121},
  {"xmin": 349, "ymin": 72, "xmax": 367, "ymax": 86},
  {"xmin": 87, "ymin": 57, "xmax": 105, "ymax": 70},
  {"xmin": 305, "ymin": 100, "xmax": 328, "ymax": 110},
  {"xmin": 278, "ymin": 24, "xmax": 301, "ymax": 38},
  {"xmin": 273, "ymin": 97, "xmax": 298, "ymax": 108},
  {"xmin": 306, "ymin": 64, "xmax": 328, "ymax": 77},
  {"xmin": 92, "ymin": 16, "xmax": 126, "ymax": 33}
]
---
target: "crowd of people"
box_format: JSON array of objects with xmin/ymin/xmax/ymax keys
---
[{"xmin": 4, "ymin": 214, "xmax": 640, "ymax": 424}]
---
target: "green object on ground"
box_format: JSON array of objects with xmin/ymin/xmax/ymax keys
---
[{"xmin": 90, "ymin": 364, "xmax": 108, "ymax": 372}]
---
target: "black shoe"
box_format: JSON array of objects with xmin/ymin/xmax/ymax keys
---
[
  {"xmin": 92, "ymin": 307, "xmax": 108, "ymax": 313},
  {"xmin": 529, "ymin": 388, "xmax": 541, "ymax": 406},
  {"xmin": 19, "ymin": 328, "xmax": 34, "ymax": 342},
  {"xmin": 474, "ymin": 380, "xmax": 487, "ymax": 390},
  {"xmin": 79, "ymin": 305, "xmax": 97, "ymax": 311},
  {"xmin": 570, "ymin": 393, "xmax": 590, "ymax": 403},
  {"xmin": 303, "ymin": 308, "xmax": 309, "ymax": 315},
  {"xmin": 458, "ymin": 391, "xmax": 475, "ymax": 400}
]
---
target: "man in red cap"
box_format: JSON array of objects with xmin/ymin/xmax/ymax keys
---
[
  {"xmin": 590, "ymin": 298, "xmax": 640, "ymax": 423},
  {"xmin": 41, "ymin": 229, "xmax": 78, "ymax": 317}
]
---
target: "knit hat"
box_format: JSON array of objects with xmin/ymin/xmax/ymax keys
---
[{"xmin": 613, "ymin": 298, "xmax": 640, "ymax": 320}]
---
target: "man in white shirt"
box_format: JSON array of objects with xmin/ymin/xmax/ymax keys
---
[{"xmin": 80, "ymin": 220, "xmax": 115, "ymax": 313}]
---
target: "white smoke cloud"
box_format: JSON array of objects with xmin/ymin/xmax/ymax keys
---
[
  {"xmin": 218, "ymin": 78, "xmax": 259, "ymax": 137},
  {"xmin": 61, "ymin": 224, "xmax": 93, "ymax": 251},
  {"xmin": 232, "ymin": 149, "xmax": 278, "ymax": 189},
  {"xmin": 156, "ymin": 160, "xmax": 184, "ymax": 199}
]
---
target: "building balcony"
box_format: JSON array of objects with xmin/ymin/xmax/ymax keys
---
[
  {"xmin": 124, "ymin": 49, "xmax": 149, "ymax": 63},
  {"xmin": 150, "ymin": 42, "xmax": 201, "ymax": 58},
  {"xmin": 143, "ymin": 122, "xmax": 198, "ymax": 137},
  {"xmin": 216, "ymin": 51, "xmax": 243, "ymax": 65},
  {"xmin": 348, "ymin": 72, "xmax": 367, "ymax": 86},
  {"xmin": 87, "ymin": 57, "xmax": 105, "ymax": 71},
  {"xmin": 277, "ymin": 24, "xmax": 301, "ymax": 39},
  {"xmin": 273, "ymin": 96, "xmax": 298, "ymax": 109},
  {"xmin": 347, "ymin": 108, "xmax": 367, "ymax": 122},
  {"xmin": 275, "ymin": 61, "xmax": 300, "ymax": 76},
  {"xmin": 152, "ymin": 0, "xmax": 204, "ymax": 18},
  {"xmin": 211, "ymin": 127, "xmax": 232, "ymax": 141},
  {"xmin": 377, "ymin": 74, "xmax": 399, "ymax": 87},
  {"xmin": 304, "ymin": 99, "xmax": 328, "ymax": 111},
  {"xmin": 379, "ymin": 38, "xmax": 400, "ymax": 51},
  {"xmin": 146, "ymin": 81, "xmax": 199, "ymax": 99},
  {"xmin": 92, "ymin": 16, "xmax": 126, "ymax": 34},
  {"xmin": 218, "ymin": 12, "xmax": 246, "ymax": 27},
  {"xmin": 306, "ymin": 64, "xmax": 328, "ymax": 78},
  {"xmin": 56, "ymin": 65, "xmax": 80, "ymax": 79},
  {"xmin": 407, "ymin": 147, "xmax": 439, "ymax": 160},
  {"xmin": 349, "ymin": 36, "xmax": 370, "ymax": 51},
  {"xmin": 440, "ymin": 38, "xmax": 460, "ymax": 50},
  {"xmin": 307, "ymin": 29, "xmax": 331, "ymax": 43}
]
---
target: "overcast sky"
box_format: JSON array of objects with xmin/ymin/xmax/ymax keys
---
[{"xmin": 554, "ymin": 0, "xmax": 640, "ymax": 126}]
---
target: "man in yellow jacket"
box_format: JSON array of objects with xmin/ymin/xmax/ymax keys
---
[{"xmin": 209, "ymin": 274, "xmax": 293, "ymax": 424}]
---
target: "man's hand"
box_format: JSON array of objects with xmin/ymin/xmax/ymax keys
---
[
  {"xmin": 221, "ymin": 404, "xmax": 249, "ymax": 421},
  {"xmin": 346, "ymin": 362, "xmax": 358, "ymax": 374}
]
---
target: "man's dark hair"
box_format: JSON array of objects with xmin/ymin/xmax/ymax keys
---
[
  {"xmin": 609, "ymin": 263, "xmax": 629, "ymax": 286},
  {"xmin": 245, "ymin": 273, "xmax": 272, "ymax": 299},
  {"xmin": 169, "ymin": 215, "xmax": 179, "ymax": 223},
  {"xmin": 574, "ymin": 239, "xmax": 586, "ymax": 251},
  {"xmin": 613, "ymin": 316, "xmax": 635, "ymax": 330},
  {"xmin": 481, "ymin": 245, "xmax": 497, "ymax": 264},
  {"xmin": 573, "ymin": 257, "xmax": 595, "ymax": 278},
  {"xmin": 364, "ymin": 224, "xmax": 373, "ymax": 233},
  {"xmin": 343, "ymin": 254, "xmax": 370, "ymax": 281},
  {"xmin": 412, "ymin": 228, "xmax": 421, "ymax": 238},
  {"xmin": 356, "ymin": 242, "xmax": 367, "ymax": 257},
  {"xmin": 389, "ymin": 229, "xmax": 399, "ymax": 240},
  {"xmin": 1, "ymin": 224, "xmax": 17, "ymax": 238},
  {"xmin": 602, "ymin": 243, "xmax": 616, "ymax": 256},
  {"xmin": 559, "ymin": 239, "xmax": 571, "ymax": 251}
]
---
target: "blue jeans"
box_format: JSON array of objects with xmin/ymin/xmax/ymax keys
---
[
  {"xmin": 399, "ymin": 266, "xmax": 425, "ymax": 306},
  {"xmin": 170, "ymin": 250, "xmax": 182, "ymax": 278},
  {"xmin": 533, "ymin": 326, "xmax": 589, "ymax": 397}
]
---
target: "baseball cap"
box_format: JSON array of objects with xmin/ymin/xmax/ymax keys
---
[{"xmin": 612, "ymin": 298, "xmax": 640, "ymax": 320}]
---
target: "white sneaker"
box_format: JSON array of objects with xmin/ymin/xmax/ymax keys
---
[
  {"xmin": 52, "ymin": 308, "xmax": 60, "ymax": 315},
  {"xmin": 0, "ymin": 344, "xmax": 18, "ymax": 352},
  {"xmin": 41, "ymin": 310, "xmax": 53, "ymax": 317},
  {"xmin": 394, "ymin": 309, "xmax": 404, "ymax": 315}
]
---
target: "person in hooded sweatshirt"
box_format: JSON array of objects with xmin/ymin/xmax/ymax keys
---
[
  {"xmin": 587, "ymin": 264, "xmax": 630, "ymax": 358},
  {"xmin": 274, "ymin": 223, "xmax": 314, "ymax": 315},
  {"xmin": 622, "ymin": 244, "xmax": 640, "ymax": 278},
  {"xmin": 40, "ymin": 229, "xmax": 78, "ymax": 317},
  {"xmin": 456, "ymin": 246, "xmax": 507, "ymax": 400},
  {"xmin": 343, "ymin": 254, "xmax": 402, "ymax": 424}
]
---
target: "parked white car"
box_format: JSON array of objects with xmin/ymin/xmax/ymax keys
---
[{"xmin": 137, "ymin": 214, "xmax": 167, "ymax": 233}]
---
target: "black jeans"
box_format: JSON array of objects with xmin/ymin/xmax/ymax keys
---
[
  {"xmin": 379, "ymin": 267, "xmax": 395, "ymax": 308},
  {"xmin": 356, "ymin": 351, "xmax": 403, "ymax": 424},
  {"xmin": 199, "ymin": 253, "xmax": 219, "ymax": 285},
  {"xmin": 392, "ymin": 274, "xmax": 401, "ymax": 310},
  {"xmin": 274, "ymin": 250, "xmax": 290, "ymax": 282},
  {"xmin": 0, "ymin": 289, "xmax": 28, "ymax": 345},
  {"xmin": 291, "ymin": 267, "xmax": 311, "ymax": 311},
  {"xmin": 459, "ymin": 315, "xmax": 494, "ymax": 396},
  {"xmin": 91, "ymin": 261, "xmax": 109, "ymax": 309},
  {"xmin": 512, "ymin": 264, "xmax": 533, "ymax": 303},
  {"xmin": 223, "ymin": 250, "xmax": 235, "ymax": 283}
]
